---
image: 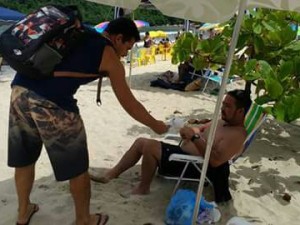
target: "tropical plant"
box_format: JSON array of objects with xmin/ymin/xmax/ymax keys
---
[{"xmin": 171, "ymin": 9, "xmax": 300, "ymax": 123}]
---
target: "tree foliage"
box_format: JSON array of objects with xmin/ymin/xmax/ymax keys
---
[
  {"xmin": 0, "ymin": 0, "xmax": 183, "ymax": 26},
  {"xmin": 172, "ymin": 9, "xmax": 300, "ymax": 123}
]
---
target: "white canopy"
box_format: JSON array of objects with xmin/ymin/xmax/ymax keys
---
[
  {"xmin": 86, "ymin": 1, "xmax": 300, "ymax": 224},
  {"xmin": 87, "ymin": 0, "xmax": 300, "ymax": 22}
]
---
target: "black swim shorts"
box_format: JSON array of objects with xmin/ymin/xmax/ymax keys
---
[{"xmin": 158, "ymin": 142, "xmax": 200, "ymax": 178}]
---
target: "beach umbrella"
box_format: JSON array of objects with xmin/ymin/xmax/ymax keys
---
[
  {"xmin": 134, "ymin": 20, "xmax": 150, "ymax": 28},
  {"xmin": 149, "ymin": 30, "xmax": 167, "ymax": 38},
  {"xmin": 87, "ymin": 0, "xmax": 300, "ymax": 23},
  {"xmin": 94, "ymin": 21, "xmax": 109, "ymax": 33},
  {"xmin": 199, "ymin": 23, "xmax": 220, "ymax": 31},
  {"xmin": 95, "ymin": 19, "xmax": 149, "ymax": 33},
  {"xmin": 86, "ymin": 1, "xmax": 300, "ymax": 224}
]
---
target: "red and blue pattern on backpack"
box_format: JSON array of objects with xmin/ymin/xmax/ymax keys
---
[{"xmin": 0, "ymin": 5, "xmax": 85, "ymax": 79}]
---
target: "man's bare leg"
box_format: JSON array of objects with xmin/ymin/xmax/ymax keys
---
[
  {"xmin": 131, "ymin": 139, "xmax": 162, "ymax": 195},
  {"xmin": 70, "ymin": 171, "xmax": 102, "ymax": 225},
  {"xmin": 70, "ymin": 171, "xmax": 109, "ymax": 225},
  {"xmin": 93, "ymin": 138, "xmax": 157, "ymax": 183},
  {"xmin": 15, "ymin": 164, "xmax": 39, "ymax": 224}
]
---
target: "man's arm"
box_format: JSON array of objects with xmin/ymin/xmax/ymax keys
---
[{"xmin": 99, "ymin": 46, "xmax": 168, "ymax": 134}]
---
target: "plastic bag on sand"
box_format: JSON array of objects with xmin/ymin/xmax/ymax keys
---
[
  {"xmin": 165, "ymin": 189, "xmax": 221, "ymax": 225},
  {"xmin": 226, "ymin": 217, "xmax": 252, "ymax": 225}
]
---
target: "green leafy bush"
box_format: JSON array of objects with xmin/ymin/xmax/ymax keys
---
[{"xmin": 171, "ymin": 9, "xmax": 300, "ymax": 123}]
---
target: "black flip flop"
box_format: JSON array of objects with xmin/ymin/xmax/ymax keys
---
[
  {"xmin": 96, "ymin": 213, "xmax": 109, "ymax": 225},
  {"xmin": 16, "ymin": 203, "xmax": 39, "ymax": 225}
]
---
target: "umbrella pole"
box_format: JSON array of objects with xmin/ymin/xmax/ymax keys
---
[
  {"xmin": 128, "ymin": 11, "xmax": 135, "ymax": 87},
  {"xmin": 192, "ymin": 1, "xmax": 248, "ymax": 224},
  {"xmin": 128, "ymin": 48, "xmax": 133, "ymax": 87}
]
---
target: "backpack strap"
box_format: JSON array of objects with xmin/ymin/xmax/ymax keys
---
[
  {"xmin": 96, "ymin": 77, "xmax": 103, "ymax": 106},
  {"xmin": 93, "ymin": 33, "xmax": 115, "ymax": 106},
  {"xmin": 96, "ymin": 71, "xmax": 109, "ymax": 106}
]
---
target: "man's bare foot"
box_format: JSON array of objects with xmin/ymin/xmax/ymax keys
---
[
  {"xmin": 90, "ymin": 174, "xmax": 111, "ymax": 183},
  {"xmin": 16, "ymin": 203, "xmax": 39, "ymax": 225},
  {"xmin": 89, "ymin": 168, "xmax": 116, "ymax": 184},
  {"xmin": 131, "ymin": 185, "xmax": 150, "ymax": 195}
]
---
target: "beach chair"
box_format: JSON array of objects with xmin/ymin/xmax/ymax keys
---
[
  {"xmin": 145, "ymin": 46, "xmax": 156, "ymax": 64},
  {"xmin": 188, "ymin": 68, "xmax": 235, "ymax": 93},
  {"xmin": 161, "ymin": 102, "xmax": 267, "ymax": 194},
  {"xmin": 137, "ymin": 48, "xmax": 148, "ymax": 66},
  {"xmin": 158, "ymin": 44, "xmax": 167, "ymax": 60},
  {"xmin": 165, "ymin": 44, "xmax": 173, "ymax": 60}
]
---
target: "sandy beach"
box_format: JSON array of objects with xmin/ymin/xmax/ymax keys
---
[{"xmin": 0, "ymin": 60, "xmax": 300, "ymax": 225}]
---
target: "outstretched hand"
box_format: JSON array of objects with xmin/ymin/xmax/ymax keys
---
[{"xmin": 152, "ymin": 120, "xmax": 170, "ymax": 134}]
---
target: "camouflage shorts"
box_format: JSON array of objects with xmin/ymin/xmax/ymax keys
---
[{"xmin": 8, "ymin": 86, "xmax": 89, "ymax": 181}]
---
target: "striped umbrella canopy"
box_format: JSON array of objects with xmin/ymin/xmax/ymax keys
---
[
  {"xmin": 95, "ymin": 20, "xmax": 149, "ymax": 33},
  {"xmin": 199, "ymin": 23, "xmax": 220, "ymax": 31}
]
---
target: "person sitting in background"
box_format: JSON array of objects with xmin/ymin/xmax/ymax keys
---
[
  {"xmin": 90, "ymin": 90, "xmax": 251, "ymax": 203},
  {"xmin": 143, "ymin": 31, "xmax": 152, "ymax": 48}
]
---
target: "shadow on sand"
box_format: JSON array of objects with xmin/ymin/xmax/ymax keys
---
[{"xmin": 231, "ymin": 118, "xmax": 300, "ymax": 206}]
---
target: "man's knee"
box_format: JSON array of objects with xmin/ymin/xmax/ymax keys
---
[
  {"xmin": 134, "ymin": 138, "xmax": 161, "ymax": 155},
  {"xmin": 142, "ymin": 139, "xmax": 161, "ymax": 160},
  {"xmin": 134, "ymin": 137, "xmax": 148, "ymax": 152}
]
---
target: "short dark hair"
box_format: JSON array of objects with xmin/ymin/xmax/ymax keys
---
[
  {"xmin": 227, "ymin": 89, "xmax": 252, "ymax": 114},
  {"xmin": 105, "ymin": 18, "xmax": 140, "ymax": 42}
]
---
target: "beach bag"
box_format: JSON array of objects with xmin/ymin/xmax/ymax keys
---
[
  {"xmin": 165, "ymin": 189, "xmax": 220, "ymax": 225},
  {"xmin": 184, "ymin": 78, "xmax": 201, "ymax": 92},
  {"xmin": 0, "ymin": 5, "xmax": 86, "ymax": 79}
]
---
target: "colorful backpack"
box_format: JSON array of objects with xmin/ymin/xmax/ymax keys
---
[{"xmin": 0, "ymin": 5, "xmax": 86, "ymax": 79}]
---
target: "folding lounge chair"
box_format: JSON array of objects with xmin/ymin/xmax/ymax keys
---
[
  {"xmin": 188, "ymin": 68, "xmax": 235, "ymax": 93},
  {"xmin": 161, "ymin": 102, "xmax": 267, "ymax": 194}
]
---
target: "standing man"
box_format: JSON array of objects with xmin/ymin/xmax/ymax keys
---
[{"xmin": 8, "ymin": 17, "xmax": 168, "ymax": 225}]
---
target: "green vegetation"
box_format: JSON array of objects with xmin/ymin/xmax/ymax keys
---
[
  {"xmin": 172, "ymin": 9, "xmax": 300, "ymax": 123},
  {"xmin": 0, "ymin": 0, "xmax": 183, "ymax": 26}
]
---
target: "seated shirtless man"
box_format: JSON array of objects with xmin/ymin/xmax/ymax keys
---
[{"xmin": 90, "ymin": 89, "xmax": 252, "ymax": 202}]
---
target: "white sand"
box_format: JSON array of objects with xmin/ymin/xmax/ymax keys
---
[{"xmin": 0, "ymin": 60, "xmax": 300, "ymax": 225}]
